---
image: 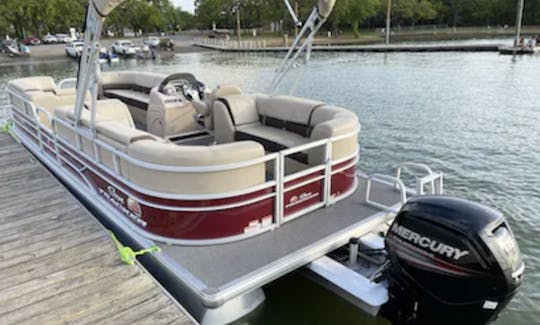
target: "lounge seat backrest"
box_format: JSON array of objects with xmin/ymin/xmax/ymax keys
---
[
  {"xmin": 127, "ymin": 140, "xmax": 266, "ymax": 194},
  {"xmin": 257, "ymin": 96, "xmax": 324, "ymax": 136},
  {"xmin": 8, "ymin": 77, "xmax": 57, "ymax": 128},
  {"xmin": 8, "ymin": 76, "xmax": 57, "ymax": 94},
  {"xmin": 95, "ymin": 121, "xmax": 160, "ymax": 175},
  {"xmin": 78, "ymin": 99, "xmax": 135, "ymax": 128},
  {"xmin": 308, "ymin": 105, "xmax": 359, "ymax": 164},
  {"xmin": 193, "ymin": 85, "xmax": 242, "ymax": 131},
  {"xmin": 24, "ymin": 92, "xmax": 86, "ymax": 129},
  {"xmin": 213, "ymin": 94, "xmax": 360, "ymax": 166},
  {"xmin": 213, "ymin": 93, "xmax": 275, "ymax": 143},
  {"xmin": 213, "ymin": 94, "xmax": 327, "ymax": 142},
  {"xmin": 7, "ymin": 76, "xmax": 93, "ymax": 130},
  {"xmin": 100, "ymin": 71, "xmax": 166, "ymax": 95},
  {"xmin": 213, "ymin": 94, "xmax": 260, "ymax": 143},
  {"xmin": 54, "ymin": 99, "xmax": 137, "ymax": 158}
]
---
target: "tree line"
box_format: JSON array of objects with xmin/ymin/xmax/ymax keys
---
[
  {"xmin": 1, "ymin": 0, "xmax": 540, "ymax": 40},
  {"xmin": 0, "ymin": 0, "xmax": 193, "ymax": 39},
  {"xmin": 197, "ymin": 0, "xmax": 540, "ymax": 37}
]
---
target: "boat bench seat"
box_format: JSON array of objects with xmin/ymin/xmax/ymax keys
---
[
  {"xmin": 127, "ymin": 139, "xmax": 266, "ymax": 194},
  {"xmin": 103, "ymin": 89, "xmax": 151, "ymax": 111},
  {"xmin": 7, "ymin": 76, "xmax": 90, "ymax": 130},
  {"xmin": 213, "ymin": 94, "xmax": 360, "ymax": 165},
  {"xmin": 100, "ymin": 71, "xmax": 167, "ymax": 111},
  {"xmin": 8, "ymin": 76, "xmax": 57, "ymax": 94},
  {"xmin": 54, "ymin": 99, "xmax": 267, "ymax": 194}
]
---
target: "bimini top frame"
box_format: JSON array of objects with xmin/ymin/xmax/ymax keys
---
[{"xmin": 75, "ymin": 0, "xmax": 337, "ymax": 123}]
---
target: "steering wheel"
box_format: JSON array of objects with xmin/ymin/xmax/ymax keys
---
[{"xmin": 158, "ymin": 73, "xmax": 206, "ymax": 101}]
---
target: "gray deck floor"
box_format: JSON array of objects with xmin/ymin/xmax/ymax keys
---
[
  {"xmin": 0, "ymin": 133, "xmax": 195, "ymax": 325},
  {"xmin": 163, "ymin": 176, "xmax": 401, "ymax": 289}
]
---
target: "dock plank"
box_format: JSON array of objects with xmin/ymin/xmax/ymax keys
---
[{"xmin": 0, "ymin": 133, "xmax": 195, "ymax": 325}]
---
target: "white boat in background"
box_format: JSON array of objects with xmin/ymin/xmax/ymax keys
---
[
  {"xmin": 136, "ymin": 45, "xmax": 157, "ymax": 60},
  {"xmin": 5, "ymin": 42, "xmax": 21, "ymax": 56},
  {"xmin": 498, "ymin": 45, "xmax": 540, "ymax": 55},
  {"xmin": 2, "ymin": 0, "xmax": 525, "ymax": 324},
  {"xmin": 99, "ymin": 46, "xmax": 119, "ymax": 63},
  {"xmin": 65, "ymin": 41, "xmax": 84, "ymax": 58}
]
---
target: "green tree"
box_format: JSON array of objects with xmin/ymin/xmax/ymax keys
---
[
  {"xmin": 394, "ymin": 0, "xmax": 438, "ymax": 27},
  {"xmin": 330, "ymin": 0, "xmax": 380, "ymax": 37}
]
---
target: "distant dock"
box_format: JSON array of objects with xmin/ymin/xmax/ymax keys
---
[
  {"xmin": 193, "ymin": 38, "xmax": 501, "ymax": 53},
  {"xmin": 0, "ymin": 132, "xmax": 195, "ymax": 324}
]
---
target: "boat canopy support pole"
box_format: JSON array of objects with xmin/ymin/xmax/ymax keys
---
[
  {"xmin": 513, "ymin": 0, "xmax": 525, "ymax": 56},
  {"xmin": 73, "ymin": 1, "xmax": 109, "ymax": 127},
  {"xmin": 270, "ymin": 0, "xmax": 335, "ymax": 92},
  {"xmin": 283, "ymin": 0, "xmax": 302, "ymax": 27}
]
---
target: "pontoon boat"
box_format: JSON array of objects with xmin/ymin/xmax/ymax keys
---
[{"xmin": 3, "ymin": 0, "xmax": 524, "ymax": 324}]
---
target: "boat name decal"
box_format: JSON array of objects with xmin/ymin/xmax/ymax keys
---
[
  {"xmin": 98, "ymin": 186, "xmax": 148, "ymax": 228},
  {"xmin": 107, "ymin": 186, "xmax": 125, "ymax": 205},
  {"xmin": 391, "ymin": 224, "xmax": 469, "ymax": 260},
  {"xmin": 285, "ymin": 191, "xmax": 319, "ymax": 209}
]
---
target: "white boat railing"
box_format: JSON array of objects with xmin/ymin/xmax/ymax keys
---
[
  {"xmin": 362, "ymin": 161, "xmax": 444, "ymax": 214},
  {"xmin": 58, "ymin": 78, "xmax": 78, "ymax": 89},
  {"xmin": 7, "ymin": 87, "xmax": 360, "ymax": 236},
  {"xmin": 396, "ymin": 162, "xmax": 444, "ymax": 195},
  {"xmin": 365, "ymin": 174, "xmax": 407, "ymax": 214}
]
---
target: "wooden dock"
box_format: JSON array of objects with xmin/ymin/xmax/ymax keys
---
[
  {"xmin": 0, "ymin": 132, "xmax": 196, "ymax": 325},
  {"xmin": 194, "ymin": 42, "xmax": 501, "ymax": 53}
]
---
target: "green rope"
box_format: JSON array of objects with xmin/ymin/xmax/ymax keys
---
[
  {"xmin": 109, "ymin": 231, "xmax": 160, "ymax": 265},
  {"xmin": 0, "ymin": 119, "xmax": 19, "ymax": 143},
  {"xmin": 0, "ymin": 119, "xmax": 16, "ymax": 138}
]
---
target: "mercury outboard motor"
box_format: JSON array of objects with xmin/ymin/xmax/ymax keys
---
[{"xmin": 382, "ymin": 196, "xmax": 524, "ymax": 324}]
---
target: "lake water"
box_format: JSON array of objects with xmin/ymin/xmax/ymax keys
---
[{"xmin": 0, "ymin": 47, "xmax": 538, "ymax": 324}]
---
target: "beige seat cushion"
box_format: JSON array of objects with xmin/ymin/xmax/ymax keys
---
[
  {"xmin": 96, "ymin": 121, "xmax": 158, "ymax": 145},
  {"xmin": 237, "ymin": 125, "xmax": 308, "ymax": 148},
  {"xmin": 7, "ymin": 76, "xmax": 57, "ymax": 95},
  {"xmin": 211, "ymin": 85, "xmax": 242, "ymax": 99},
  {"xmin": 192, "ymin": 85, "xmax": 243, "ymax": 131},
  {"xmin": 310, "ymin": 105, "xmax": 358, "ymax": 126},
  {"xmin": 127, "ymin": 140, "xmax": 265, "ymax": 194},
  {"xmin": 100, "ymin": 71, "xmax": 166, "ymax": 93},
  {"xmin": 257, "ymin": 95, "xmax": 324, "ymax": 125},
  {"xmin": 56, "ymin": 100, "xmax": 134, "ymax": 128},
  {"xmin": 77, "ymin": 99, "xmax": 135, "ymax": 128},
  {"xmin": 95, "ymin": 121, "xmax": 160, "ymax": 174},
  {"xmin": 103, "ymin": 89, "xmax": 151, "ymax": 106},
  {"xmin": 28, "ymin": 92, "xmax": 85, "ymax": 129},
  {"xmin": 55, "ymin": 88, "xmax": 77, "ymax": 96}
]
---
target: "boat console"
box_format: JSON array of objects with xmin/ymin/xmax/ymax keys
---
[{"xmin": 99, "ymin": 71, "xmax": 204, "ymax": 137}]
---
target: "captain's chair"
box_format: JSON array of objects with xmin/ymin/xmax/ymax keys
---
[{"xmin": 192, "ymin": 85, "xmax": 242, "ymax": 131}]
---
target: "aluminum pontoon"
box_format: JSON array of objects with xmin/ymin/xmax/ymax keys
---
[{"xmin": 3, "ymin": 0, "xmax": 525, "ymax": 324}]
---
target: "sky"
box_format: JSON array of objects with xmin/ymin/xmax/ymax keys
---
[{"xmin": 172, "ymin": 0, "xmax": 195, "ymax": 13}]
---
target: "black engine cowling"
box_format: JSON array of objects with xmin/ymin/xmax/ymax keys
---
[{"xmin": 382, "ymin": 196, "xmax": 524, "ymax": 324}]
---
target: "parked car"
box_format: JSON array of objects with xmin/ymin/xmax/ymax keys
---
[
  {"xmin": 23, "ymin": 36, "xmax": 41, "ymax": 46},
  {"xmin": 208, "ymin": 29, "xmax": 231, "ymax": 39},
  {"xmin": 112, "ymin": 40, "xmax": 140, "ymax": 56},
  {"xmin": 42, "ymin": 34, "xmax": 57, "ymax": 44},
  {"xmin": 143, "ymin": 36, "xmax": 160, "ymax": 48},
  {"xmin": 55, "ymin": 34, "xmax": 73, "ymax": 43},
  {"xmin": 65, "ymin": 41, "xmax": 84, "ymax": 58}
]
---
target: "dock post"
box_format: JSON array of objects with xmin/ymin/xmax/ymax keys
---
[{"xmin": 385, "ymin": 0, "xmax": 391, "ymax": 44}]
